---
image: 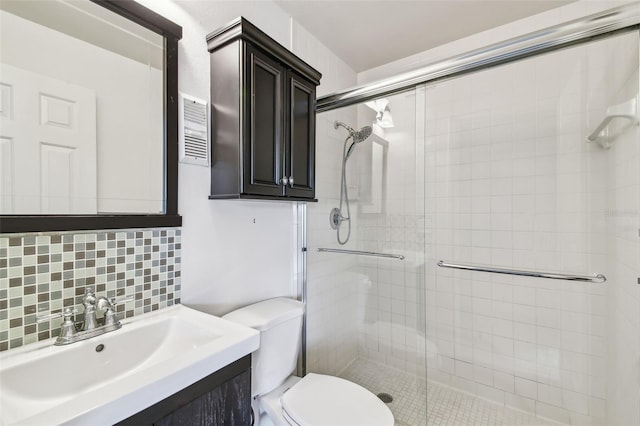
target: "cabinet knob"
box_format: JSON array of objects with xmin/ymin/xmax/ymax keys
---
[
  {"xmin": 288, "ymin": 176, "xmax": 294, "ymax": 187},
  {"xmin": 281, "ymin": 177, "xmax": 289, "ymax": 186}
]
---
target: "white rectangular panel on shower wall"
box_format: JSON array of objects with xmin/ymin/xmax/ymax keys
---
[
  {"xmin": 40, "ymin": 143, "xmax": 74, "ymax": 213},
  {"xmin": 0, "ymin": 63, "xmax": 97, "ymax": 214}
]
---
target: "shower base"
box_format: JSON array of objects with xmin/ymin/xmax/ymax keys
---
[{"xmin": 339, "ymin": 358, "xmax": 558, "ymax": 426}]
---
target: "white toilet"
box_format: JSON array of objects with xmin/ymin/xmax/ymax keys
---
[{"xmin": 223, "ymin": 297, "xmax": 395, "ymax": 426}]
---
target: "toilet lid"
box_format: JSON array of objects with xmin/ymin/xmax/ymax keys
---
[{"xmin": 280, "ymin": 373, "xmax": 394, "ymax": 426}]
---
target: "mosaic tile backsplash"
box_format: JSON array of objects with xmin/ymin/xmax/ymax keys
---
[{"xmin": 0, "ymin": 228, "xmax": 181, "ymax": 351}]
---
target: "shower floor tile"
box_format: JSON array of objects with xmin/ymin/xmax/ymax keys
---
[{"xmin": 339, "ymin": 358, "xmax": 558, "ymax": 426}]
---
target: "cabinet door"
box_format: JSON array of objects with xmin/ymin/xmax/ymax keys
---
[
  {"xmin": 152, "ymin": 370, "xmax": 252, "ymax": 426},
  {"xmin": 285, "ymin": 71, "xmax": 315, "ymax": 199},
  {"xmin": 244, "ymin": 46, "xmax": 285, "ymax": 196}
]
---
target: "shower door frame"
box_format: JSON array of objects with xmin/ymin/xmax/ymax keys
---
[
  {"xmin": 302, "ymin": 1, "xmax": 640, "ymax": 421},
  {"xmin": 316, "ymin": 3, "xmax": 640, "ymax": 112}
]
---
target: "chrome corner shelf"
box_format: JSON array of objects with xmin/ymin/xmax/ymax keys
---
[{"xmin": 587, "ymin": 96, "xmax": 639, "ymax": 149}]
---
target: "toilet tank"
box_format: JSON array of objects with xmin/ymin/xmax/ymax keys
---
[{"xmin": 223, "ymin": 297, "xmax": 304, "ymax": 396}]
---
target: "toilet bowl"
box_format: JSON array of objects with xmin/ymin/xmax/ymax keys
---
[{"xmin": 223, "ymin": 298, "xmax": 394, "ymax": 426}]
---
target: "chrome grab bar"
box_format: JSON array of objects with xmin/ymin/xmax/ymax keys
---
[
  {"xmin": 317, "ymin": 248, "xmax": 405, "ymax": 260},
  {"xmin": 437, "ymin": 260, "xmax": 606, "ymax": 283}
]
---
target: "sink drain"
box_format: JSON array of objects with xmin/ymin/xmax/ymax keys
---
[{"xmin": 377, "ymin": 392, "xmax": 393, "ymax": 403}]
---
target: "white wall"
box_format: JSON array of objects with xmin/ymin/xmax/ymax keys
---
[{"xmin": 133, "ymin": 0, "xmax": 357, "ymax": 317}]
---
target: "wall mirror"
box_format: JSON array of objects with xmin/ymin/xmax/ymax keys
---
[{"xmin": 0, "ymin": 0, "xmax": 182, "ymax": 232}]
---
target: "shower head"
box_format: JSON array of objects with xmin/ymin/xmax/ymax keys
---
[
  {"xmin": 334, "ymin": 121, "xmax": 373, "ymax": 159},
  {"xmin": 352, "ymin": 125, "xmax": 373, "ymax": 144},
  {"xmin": 334, "ymin": 121, "xmax": 373, "ymax": 143}
]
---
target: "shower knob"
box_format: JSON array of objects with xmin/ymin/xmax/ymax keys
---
[{"xmin": 329, "ymin": 208, "xmax": 341, "ymax": 230}]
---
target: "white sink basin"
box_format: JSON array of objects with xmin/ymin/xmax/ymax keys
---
[{"xmin": 0, "ymin": 305, "xmax": 259, "ymax": 425}]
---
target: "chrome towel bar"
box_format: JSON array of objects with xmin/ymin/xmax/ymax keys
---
[
  {"xmin": 317, "ymin": 248, "xmax": 405, "ymax": 260},
  {"xmin": 437, "ymin": 260, "xmax": 606, "ymax": 283}
]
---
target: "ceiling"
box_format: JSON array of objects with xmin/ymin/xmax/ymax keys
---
[{"xmin": 275, "ymin": 0, "xmax": 575, "ymax": 72}]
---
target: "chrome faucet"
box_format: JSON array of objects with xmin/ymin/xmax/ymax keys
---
[{"xmin": 36, "ymin": 287, "xmax": 133, "ymax": 346}]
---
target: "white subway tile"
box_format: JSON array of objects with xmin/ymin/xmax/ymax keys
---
[
  {"xmin": 476, "ymin": 383, "xmax": 505, "ymax": 404},
  {"xmin": 536, "ymin": 401, "xmax": 571, "ymax": 424},
  {"xmin": 514, "ymin": 340, "xmax": 537, "ymax": 362},
  {"xmin": 515, "ymin": 377, "xmax": 538, "ymax": 399},
  {"xmin": 474, "ymin": 364, "xmax": 494, "ymax": 386},
  {"xmin": 505, "ymin": 392, "xmax": 536, "ymax": 413},
  {"xmin": 537, "ymin": 382, "xmax": 562, "ymax": 406},
  {"xmin": 493, "ymin": 371, "xmax": 515, "ymax": 392}
]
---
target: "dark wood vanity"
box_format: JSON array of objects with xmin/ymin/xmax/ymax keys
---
[
  {"xmin": 206, "ymin": 17, "xmax": 321, "ymax": 202},
  {"xmin": 116, "ymin": 355, "xmax": 252, "ymax": 426}
]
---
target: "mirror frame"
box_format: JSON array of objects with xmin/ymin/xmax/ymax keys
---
[{"xmin": 0, "ymin": 0, "xmax": 183, "ymax": 233}]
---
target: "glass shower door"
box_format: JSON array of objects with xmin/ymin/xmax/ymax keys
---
[
  {"xmin": 307, "ymin": 89, "xmax": 427, "ymax": 426},
  {"xmin": 422, "ymin": 30, "xmax": 640, "ymax": 425}
]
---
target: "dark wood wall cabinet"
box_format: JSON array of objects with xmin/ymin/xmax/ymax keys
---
[
  {"xmin": 207, "ymin": 17, "xmax": 321, "ymax": 201},
  {"xmin": 117, "ymin": 355, "xmax": 252, "ymax": 426}
]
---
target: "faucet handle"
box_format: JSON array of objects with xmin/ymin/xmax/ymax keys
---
[
  {"xmin": 110, "ymin": 295, "xmax": 134, "ymax": 306},
  {"xmin": 36, "ymin": 307, "xmax": 78, "ymax": 323},
  {"xmin": 37, "ymin": 308, "xmax": 78, "ymax": 339},
  {"xmin": 103, "ymin": 295, "xmax": 134, "ymax": 327}
]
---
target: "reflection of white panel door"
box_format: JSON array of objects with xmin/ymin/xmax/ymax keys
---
[{"xmin": 0, "ymin": 63, "xmax": 96, "ymax": 214}]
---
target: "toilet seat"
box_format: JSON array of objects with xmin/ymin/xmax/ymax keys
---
[{"xmin": 280, "ymin": 373, "xmax": 394, "ymax": 426}]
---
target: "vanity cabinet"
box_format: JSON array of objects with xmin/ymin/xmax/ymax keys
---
[
  {"xmin": 117, "ymin": 355, "xmax": 252, "ymax": 426},
  {"xmin": 207, "ymin": 17, "xmax": 321, "ymax": 201}
]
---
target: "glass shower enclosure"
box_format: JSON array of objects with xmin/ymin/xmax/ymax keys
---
[{"xmin": 304, "ymin": 9, "xmax": 639, "ymax": 426}]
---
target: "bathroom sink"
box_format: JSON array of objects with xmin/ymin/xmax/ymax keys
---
[{"xmin": 0, "ymin": 305, "xmax": 259, "ymax": 425}]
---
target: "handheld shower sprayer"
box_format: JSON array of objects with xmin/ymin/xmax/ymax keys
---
[{"xmin": 330, "ymin": 121, "xmax": 373, "ymax": 245}]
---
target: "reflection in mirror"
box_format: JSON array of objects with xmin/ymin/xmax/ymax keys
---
[
  {"xmin": 359, "ymin": 133, "xmax": 388, "ymax": 214},
  {"xmin": 0, "ymin": 0, "xmax": 164, "ymax": 214}
]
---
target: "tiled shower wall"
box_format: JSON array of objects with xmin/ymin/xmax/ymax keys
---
[
  {"xmin": 423, "ymin": 31, "xmax": 637, "ymax": 425},
  {"xmin": 0, "ymin": 228, "xmax": 181, "ymax": 351}
]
